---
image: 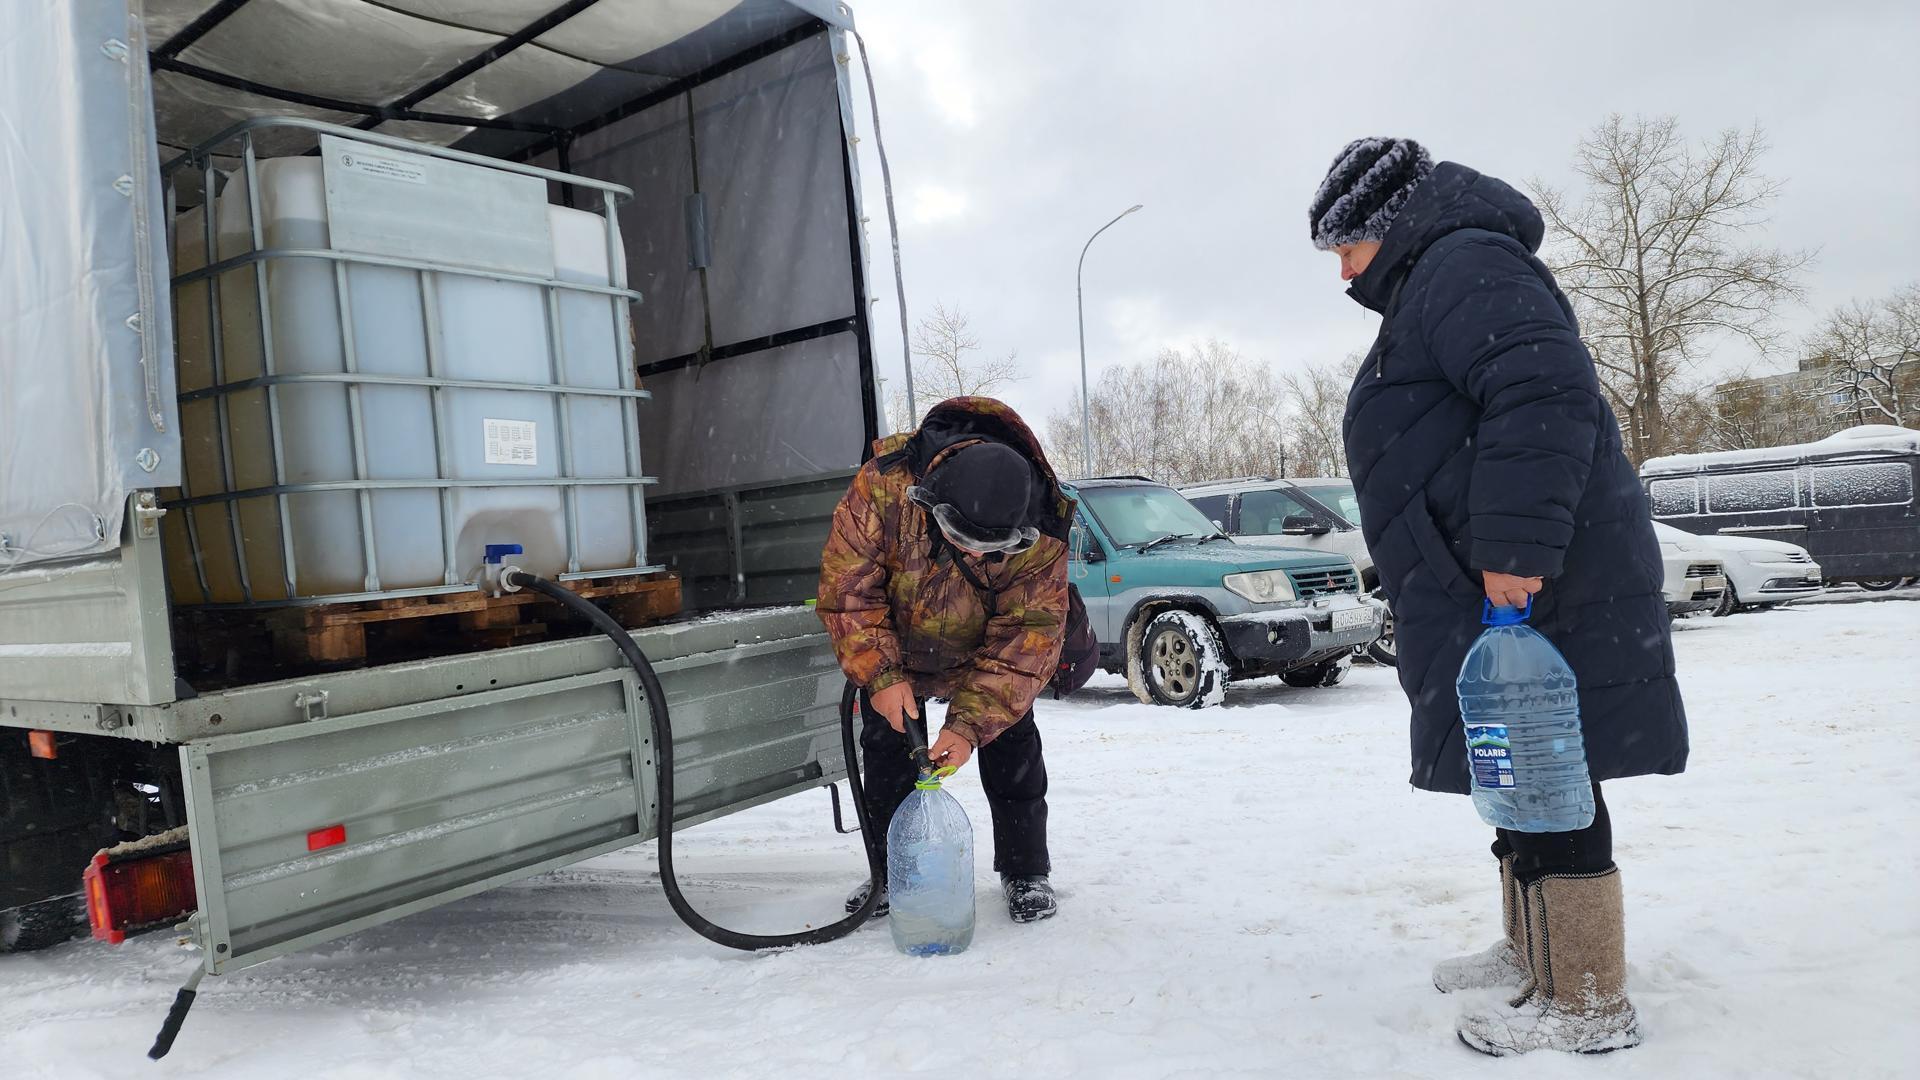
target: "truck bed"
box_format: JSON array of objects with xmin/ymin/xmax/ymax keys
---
[{"xmin": 135, "ymin": 606, "xmax": 843, "ymax": 975}]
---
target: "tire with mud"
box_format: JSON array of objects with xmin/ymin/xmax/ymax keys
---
[
  {"xmin": 1363, "ymin": 592, "xmax": 1397, "ymax": 665},
  {"xmin": 1711, "ymin": 580, "xmax": 1742, "ymax": 617},
  {"xmin": 1133, "ymin": 610, "xmax": 1229, "ymax": 709}
]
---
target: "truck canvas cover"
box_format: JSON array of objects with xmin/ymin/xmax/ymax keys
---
[
  {"xmin": 2, "ymin": 0, "xmax": 881, "ymax": 703},
  {"xmin": 1, "ymin": 0, "xmax": 876, "ymax": 573},
  {"xmin": 0, "ymin": 1, "xmax": 180, "ymax": 569}
]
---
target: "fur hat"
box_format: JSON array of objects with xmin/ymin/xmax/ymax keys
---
[{"xmin": 1308, "ymin": 137, "xmax": 1434, "ymax": 250}]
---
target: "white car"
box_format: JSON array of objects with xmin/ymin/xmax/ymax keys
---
[
  {"xmin": 1655, "ymin": 529, "xmax": 1727, "ymax": 616},
  {"xmin": 1651, "ymin": 522, "xmax": 1824, "ymax": 616},
  {"xmin": 1180, "ymin": 477, "xmax": 1390, "ymax": 662}
]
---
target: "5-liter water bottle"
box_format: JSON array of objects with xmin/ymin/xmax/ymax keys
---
[
  {"xmin": 1456, "ymin": 600, "xmax": 1595, "ymax": 833},
  {"xmin": 887, "ymin": 767, "xmax": 975, "ymax": 956}
]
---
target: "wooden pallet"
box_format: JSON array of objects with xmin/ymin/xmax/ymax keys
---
[{"xmin": 178, "ymin": 573, "xmax": 682, "ymax": 674}]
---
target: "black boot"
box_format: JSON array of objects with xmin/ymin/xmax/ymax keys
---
[
  {"xmin": 845, "ymin": 877, "xmax": 889, "ymax": 920},
  {"xmin": 1002, "ymin": 874, "xmax": 1057, "ymax": 924}
]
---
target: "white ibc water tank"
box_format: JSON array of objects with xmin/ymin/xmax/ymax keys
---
[{"xmin": 165, "ymin": 151, "xmax": 645, "ymax": 605}]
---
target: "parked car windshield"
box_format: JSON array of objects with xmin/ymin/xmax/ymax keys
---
[
  {"xmin": 1080, "ymin": 485, "xmax": 1221, "ymax": 547},
  {"xmin": 1292, "ymin": 481, "xmax": 1361, "ymax": 527}
]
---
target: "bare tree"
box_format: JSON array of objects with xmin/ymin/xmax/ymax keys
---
[
  {"xmin": 888, "ymin": 302, "xmax": 1022, "ymax": 431},
  {"xmin": 1279, "ymin": 355, "xmax": 1360, "ymax": 478},
  {"xmin": 1690, "ymin": 368, "xmax": 1829, "ymax": 451},
  {"xmin": 1042, "ymin": 389, "xmax": 1093, "ymax": 480},
  {"xmin": 1532, "ymin": 116, "xmax": 1812, "ymax": 464},
  {"xmin": 1660, "ymin": 384, "xmax": 1722, "ymax": 453},
  {"xmin": 1805, "ymin": 284, "xmax": 1920, "ymax": 427},
  {"xmin": 1054, "ymin": 346, "xmax": 1186, "ymax": 480},
  {"xmin": 1042, "ymin": 340, "xmax": 1292, "ymax": 483}
]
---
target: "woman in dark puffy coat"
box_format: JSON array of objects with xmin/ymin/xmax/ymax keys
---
[{"xmin": 1307, "ymin": 137, "xmax": 1688, "ymax": 1056}]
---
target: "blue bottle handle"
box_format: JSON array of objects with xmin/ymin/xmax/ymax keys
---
[{"xmin": 1482, "ymin": 596, "xmax": 1533, "ymax": 626}]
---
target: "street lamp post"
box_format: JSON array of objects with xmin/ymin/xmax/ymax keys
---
[{"xmin": 1076, "ymin": 203, "xmax": 1142, "ymax": 474}]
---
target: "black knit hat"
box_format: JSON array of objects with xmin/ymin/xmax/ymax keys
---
[
  {"xmin": 910, "ymin": 442, "xmax": 1039, "ymax": 553},
  {"xmin": 1308, "ymin": 137, "xmax": 1435, "ymax": 250}
]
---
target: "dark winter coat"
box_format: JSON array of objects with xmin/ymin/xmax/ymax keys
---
[{"xmin": 1341, "ymin": 162, "xmax": 1689, "ymax": 795}]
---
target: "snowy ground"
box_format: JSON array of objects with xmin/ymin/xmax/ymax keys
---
[{"xmin": 6, "ymin": 591, "xmax": 1918, "ymax": 1079}]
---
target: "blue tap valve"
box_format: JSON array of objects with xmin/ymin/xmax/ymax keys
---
[{"xmin": 482, "ymin": 543, "xmax": 525, "ymax": 595}]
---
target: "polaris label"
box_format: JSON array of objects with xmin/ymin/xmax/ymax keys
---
[{"xmin": 1465, "ymin": 723, "xmax": 1515, "ymax": 789}]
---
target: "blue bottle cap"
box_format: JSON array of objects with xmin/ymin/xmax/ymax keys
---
[{"xmin": 1481, "ymin": 597, "xmax": 1532, "ymax": 626}]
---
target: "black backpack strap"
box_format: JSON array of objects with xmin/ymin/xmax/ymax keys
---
[
  {"xmin": 928, "ymin": 522, "xmax": 999, "ymax": 615},
  {"xmin": 948, "ymin": 545, "xmax": 998, "ymax": 607}
]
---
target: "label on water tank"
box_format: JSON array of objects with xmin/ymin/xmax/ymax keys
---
[
  {"xmin": 1465, "ymin": 723, "xmax": 1516, "ymax": 789},
  {"xmin": 483, "ymin": 418, "xmax": 538, "ymax": 465},
  {"xmin": 320, "ymin": 134, "xmax": 555, "ymax": 278},
  {"xmin": 334, "ymin": 150, "xmax": 426, "ymax": 185}
]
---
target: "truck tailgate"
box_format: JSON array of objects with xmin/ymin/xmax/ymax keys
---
[{"xmin": 179, "ymin": 608, "xmax": 844, "ymax": 974}]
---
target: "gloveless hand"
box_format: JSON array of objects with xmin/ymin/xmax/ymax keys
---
[
  {"xmin": 928, "ymin": 728, "xmax": 974, "ymax": 772},
  {"xmin": 1481, "ymin": 570, "xmax": 1543, "ymax": 609},
  {"xmin": 868, "ymin": 679, "xmax": 918, "ymax": 734}
]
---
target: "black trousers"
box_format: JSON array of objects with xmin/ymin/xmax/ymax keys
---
[
  {"xmin": 858, "ymin": 694, "xmax": 1051, "ymax": 878},
  {"xmin": 1493, "ymin": 780, "xmax": 1613, "ymax": 883}
]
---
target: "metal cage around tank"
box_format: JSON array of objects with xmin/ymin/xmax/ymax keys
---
[{"xmin": 158, "ymin": 117, "xmax": 658, "ymax": 608}]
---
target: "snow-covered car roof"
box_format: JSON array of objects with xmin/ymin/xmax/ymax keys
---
[
  {"xmin": 1642, "ymin": 425, "xmax": 1920, "ymax": 476},
  {"xmin": 1178, "ymin": 476, "xmax": 1350, "ymax": 496},
  {"xmin": 1068, "ymin": 476, "xmax": 1172, "ymax": 489}
]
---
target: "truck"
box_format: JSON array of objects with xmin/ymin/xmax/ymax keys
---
[{"xmin": 1, "ymin": 0, "xmax": 889, "ymax": 1016}]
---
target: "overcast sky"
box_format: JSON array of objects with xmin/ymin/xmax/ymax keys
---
[{"xmin": 845, "ymin": 0, "xmax": 1920, "ymax": 435}]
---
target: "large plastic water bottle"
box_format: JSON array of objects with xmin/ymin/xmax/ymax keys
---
[
  {"xmin": 1456, "ymin": 600, "xmax": 1595, "ymax": 833},
  {"xmin": 886, "ymin": 767, "xmax": 975, "ymax": 956}
]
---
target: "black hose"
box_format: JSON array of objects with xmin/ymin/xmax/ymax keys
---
[
  {"xmin": 509, "ymin": 570, "xmax": 886, "ymax": 949},
  {"xmin": 146, "ymin": 983, "xmax": 198, "ymax": 1060}
]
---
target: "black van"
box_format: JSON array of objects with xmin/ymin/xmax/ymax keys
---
[{"xmin": 1640, "ymin": 426, "xmax": 1920, "ymax": 589}]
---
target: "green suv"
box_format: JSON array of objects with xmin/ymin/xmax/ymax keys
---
[{"xmin": 1062, "ymin": 478, "xmax": 1384, "ymax": 707}]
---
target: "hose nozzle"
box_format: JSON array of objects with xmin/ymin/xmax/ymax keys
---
[{"xmin": 903, "ymin": 712, "xmax": 934, "ymax": 774}]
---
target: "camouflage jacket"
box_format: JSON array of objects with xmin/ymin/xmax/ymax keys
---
[{"xmin": 816, "ymin": 398, "xmax": 1074, "ymax": 747}]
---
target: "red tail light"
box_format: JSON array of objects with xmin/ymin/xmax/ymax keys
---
[{"xmin": 84, "ymin": 848, "xmax": 197, "ymax": 945}]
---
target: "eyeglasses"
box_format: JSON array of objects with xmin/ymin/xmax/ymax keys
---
[{"xmin": 907, "ymin": 486, "xmax": 1040, "ymax": 555}]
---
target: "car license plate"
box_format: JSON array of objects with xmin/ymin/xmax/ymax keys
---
[
  {"xmin": 1331, "ymin": 607, "xmax": 1371, "ymax": 632},
  {"xmin": 1703, "ymin": 575, "xmax": 1727, "ymax": 593}
]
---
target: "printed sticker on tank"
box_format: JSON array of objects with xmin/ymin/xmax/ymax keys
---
[
  {"xmin": 334, "ymin": 150, "xmax": 427, "ymax": 185},
  {"xmin": 1465, "ymin": 723, "xmax": 1516, "ymax": 789},
  {"xmin": 483, "ymin": 418, "xmax": 538, "ymax": 466}
]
